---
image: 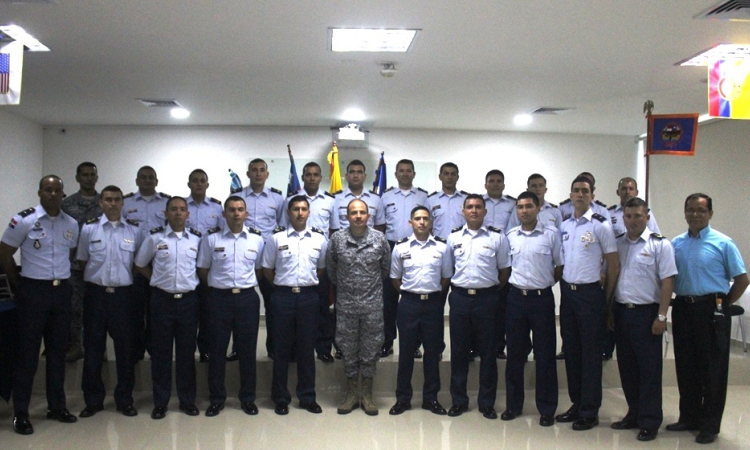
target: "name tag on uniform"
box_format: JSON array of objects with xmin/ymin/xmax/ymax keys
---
[
  {"xmin": 157, "ymin": 244, "xmax": 169, "ymax": 250},
  {"xmin": 91, "ymin": 239, "xmax": 102, "ymax": 243},
  {"xmin": 640, "ymin": 251, "xmax": 651, "ymax": 257},
  {"xmin": 190, "ymin": 247, "xmax": 198, "ymax": 252},
  {"xmin": 127, "ymin": 209, "xmax": 138, "ymax": 213},
  {"xmin": 452, "ymin": 243, "xmax": 462, "ymax": 249},
  {"xmin": 432, "ymin": 205, "xmax": 441, "ymax": 211},
  {"xmin": 124, "ymin": 238, "xmax": 134, "ymax": 243},
  {"xmin": 561, "ymin": 231, "xmax": 569, "ymax": 241},
  {"xmin": 483, "ymin": 245, "xmax": 492, "ymax": 250},
  {"xmin": 401, "ymin": 252, "xmax": 411, "ymax": 260},
  {"xmin": 214, "ymin": 247, "xmax": 225, "ymax": 252},
  {"xmin": 278, "ymin": 245, "xmax": 289, "ymax": 250}
]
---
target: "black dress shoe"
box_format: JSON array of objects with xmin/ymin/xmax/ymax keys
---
[
  {"xmin": 116, "ymin": 405, "xmax": 138, "ymax": 417},
  {"xmin": 696, "ymin": 432, "xmax": 717, "ymax": 444},
  {"xmin": 572, "ymin": 417, "xmax": 599, "ymax": 431},
  {"xmin": 47, "ymin": 409, "xmax": 78, "ymax": 423},
  {"xmin": 274, "ymin": 403, "xmax": 289, "ymax": 415},
  {"xmin": 299, "ymin": 401, "xmax": 322, "ymax": 414},
  {"xmin": 334, "ymin": 350, "xmax": 343, "ymax": 359},
  {"xmin": 179, "ymin": 404, "xmax": 200, "ymax": 416},
  {"xmin": 205, "ymin": 403, "xmax": 224, "ymax": 417},
  {"xmin": 665, "ymin": 421, "xmax": 697, "ymax": 431},
  {"xmin": 555, "ymin": 351, "xmax": 565, "ymax": 360},
  {"xmin": 421, "ymin": 400, "xmax": 447, "ymax": 415},
  {"xmin": 79, "ymin": 405, "xmax": 104, "ymax": 418},
  {"xmin": 379, "ymin": 345, "xmax": 394, "ymax": 357},
  {"xmin": 496, "ymin": 350, "xmax": 507, "ymax": 359},
  {"xmin": 539, "ymin": 415, "xmax": 554, "ymax": 427},
  {"xmin": 447, "ymin": 404, "xmax": 468, "ymax": 417},
  {"xmin": 226, "ymin": 351, "xmax": 239, "ymax": 362},
  {"xmin": 468, "ymin": 349, "xmax": 478, "ymax": 361},
  {"xmin": 151, "ymin": 406, "xmax": 167, "ymax": 420},
  {"xmin": 637, "ymin": 429, "xmax": 658, "ymax": 442},
  {"xmin": 241, "ymin": 401, "xmax": 258, "ymax": 415},
  {"xmin": 480, "ymin": 406, "xmax": 498, "ymax": 419},
  {"xmin": 611, "ymin": 418, "xmax": 639, "ymax": 430},
  {"xmin": 555, "ymin": 405, "xmax": 579, "ymax": 423},
  {"xmin": 413, "ymin": 348, "xmax": 423, "ymax": 359},
  {"xmin": 501, "ymin": 410, "xmax": 520, "ymax": 421},
  {"xmin": 602, "ymin": 353, "xmax": 612, "ymax": 361},
  {"xmin": 317, "ymin": 353, "xmax": 334, "ymax": 363},
  {"xmin": 13, "ymin": 414, "xmax": 34, "ymax": 435},
  {"xmin": 389, "ymin": 401, "xmax": 411, "ymax": 415},
  {"xmin": 199, "ymin": 353, "xmax": 209, "ymax": 363}
]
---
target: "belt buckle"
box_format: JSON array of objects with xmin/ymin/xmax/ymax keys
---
[
  {"xmin": 626, "ymin": 303, "xmax": 635, "ymax": 309},
  {"xmin": 521, "ymin": 289, "xmax": 528, "ymax": 296},
  {"xmin": 570, "ymin": 284, "xmax": 577, "ymax": 291},
  {"xmin": 467, "ymin": 289, "xmax": 476, "ymax": 295},
  {"xmin": 292, "ymin": 287, "xmax": 301, "ymax": 294},
  {"xmin": 685, "ymin": 296, "xmax": 696, "ymax": 304},
  {"xmin": 174, "ymin": 293, "xmax": 183, "ymax": 299},
  {"xmin": 52, "ymin": 279, "xmax": 61, "ymax": 287},
  {"xmin": 232, "ymin": 288, "xmax": 241, "ymax": 294},
  {"xmin": 420, "ymin": 294, "xmax": 429, "ymax": 300},
  {"xmin": 105, "ymin": 287, "xmax": 115, "ymax": 294}
]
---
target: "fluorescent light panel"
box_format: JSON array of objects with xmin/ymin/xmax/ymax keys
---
[
  {"xmin": 678, "ymin": 44, "xmax": 750, "ymax": 66},
  {"xmin": 330, "ymin": 28, "xmax": 418, "ymax": 52},
  {"xmin": 0, "ymin": 24, "xmax": 49, "ymax": 51}
]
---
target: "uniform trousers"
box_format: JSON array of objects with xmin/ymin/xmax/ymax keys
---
[
  {"xmin": 0, "ymin": 305, "xmax": 18, "ymax": 402},
  {"xmin": 195, "ymin": 281, "xmax": 210, "ymax": 356},
  {"xmin": 315, "ymin": 272, "xmax": 335, "ymax": 356},
  {"xmin": 495, "ymin": 283, "xmax": 510, "ymax": 353},
  {"xmin": 336, "ymin": 308, "xmax": 384, "ymax": 379},
  {"xmin": 131, "ymin": 272, "xmax": 151, "ymax": 359},
  {"xmin": 672, "ymin": 295, "xmax": 730, "ymax": 435},
  {"xmin": 448, "ymin": 286, "xmax": 498, "ymax": 409},
  {"xmin": 13, "ymin": 277, "xmax": 72, "ymax": 414},
  {"xmin": 150, "ymin": 287, "xmax": 198, "ymax": 407},
  {"xmin": 207, "ymin": 287, "xmax": 260, "ymax": 404},
  {"xmin": 271, "ymin": 286, "xmax": 319, "ymax": 405},
  {"xmin": 505, "ymin": 286, "xmax": 557, "ymax": 416},
  {"xmin": 68, "ymin": 268, "xmax": 85, "ymax": 349},
  {"xmin": 559, "ymin": 280, "xmax": 605, "ymax": 418},
  {"xmin": 259, "ymin": 277, "xmax": 275, "ymax": 355},
  {"xmin": 613, "ymin": 302, "xmax": 662, "ymax": 430},
  {"xmin": 395, "ymin": 291, "xmax": 444, "ymax": 403},
  {"xmin": 382, "ymin": 240, "xmax": 400, "ymax": 350},
  {"xmin": 82, "ymin": 283, "xmax": 135, "ymax": 408}
]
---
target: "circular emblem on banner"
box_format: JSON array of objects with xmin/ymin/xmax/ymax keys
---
[
  {"xmin": 718, "ymin": 76, "xmax": 741, "ymax": 101},
  {"xmin": 659, "ymin": 122, "xmax": 683, "ymax": 148}
]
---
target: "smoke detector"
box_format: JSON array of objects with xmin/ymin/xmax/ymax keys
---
[{"xmin": 380, "ymin": 62, "xmax": 397, "ymax": 78}]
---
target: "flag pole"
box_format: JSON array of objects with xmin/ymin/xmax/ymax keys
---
[{"xmin": 643, "ymin": 100, "xmax": 654, "ymax": 204}]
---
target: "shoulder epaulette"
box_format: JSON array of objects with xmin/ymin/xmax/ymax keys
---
[
  {"xmin": 149, "ymin": 226, "xmax": 165, "ymax": 235},
  {"xmin": 17, "ymin": 207, "xmax": 35, "ymax": 218},
  {"xmin": 592, "ymin": 213, "xmax": 606, "ymax": 223},
  {"xmin": 270, "ymin": 187, "xmax": 282, "ymax": 195},
  {"xmin": 370, "ymin": 189, "xmax": 379, "ymax": 195},
  {"xmin": 616, "ymin": 232, "xmax": 626, "ymax": 239},
  {"xmin": 549, "ymin": 203, "xmax": 558, "ymax": 208},
  {"xmin": 650, "ymin": 233, "xmax": 664, "ymax": 240},
  {"xmin": 417, "ymin": 187, "xmax": 427, "ymax": 194},
  {"xmin": 505, "ymin": 195, "xmax": 517, "ymax": 201},
  {"xmin": 428, "ymin": 191, "xmax": 439, "ymax": 197},
  {"xmin": 460, "ymin": 190, "xmax": 470, "ymax": 196},
  {"xmin": 85, "ymin": 216, "xmax": 100, "ymax": 224},
  {"xmin": 123, "ymin": 192, "xmax": 135, "ymax": 199},
  {"xmin": 159, "ymin": 192, "xmax": 171, "ymax": 198},
  {"xmin": 331, "ymin": 190, "xmax": 343, "ymax": 196},
  {"xmin": 248, "ymin": 227, "xmax": 262, "ymax": 236},
  {"xmin": 210, "ymin": 197, "xmax": 222, "ymax": 205},
  {"xmin": 325, "ymin": 191, "xmax": 335, "ymax": 198},
  {"xmin": 207, "ymin": 226, "xmax": 222, "ymax": 235},
  {"xmin": 273, "ymin": 226, "xmax": 286, "ymax": 234},
  {"xmin": 594, "ymin": 200, "xmax": 607, "ymax": 208},
  {"xmin": 488, "ymin": 226, "xmax": 502, "ymax": 233},
  {"xmin": 607, "ymin": 204, "xmax": 617, "ymax": 211},
  {"xmin": 311, "ymin": 227, "xmax": 324, "ymax": 235},
  {"xmin": 188, "ymin": 227, "xmax": 202, "ymax": 237},
  {"xmin": 451, "ymin": 226, "xmax": 463, "ymax": 233},
  {"xmin": 396, "ymin": 237, "xmax": 409, "ymax": 244},
  {"xmin": 385, "ymin": 186, "xmax": 394, "ymax": 193},
  {"xmin": 126, "ymin": 219, "xmax": 139, "ymax": 227},
  {"xmin": 286, "ymin": 191, "xmax": 298, "ymax": 198},
  {"xmin": 434, "ymin": 236, "xmax": 447, "ymax": 243},
  {"xmin": 560, "ymin": 199, "xmax": 571, "ymax": 205}
]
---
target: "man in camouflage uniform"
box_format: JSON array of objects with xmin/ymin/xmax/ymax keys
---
[
  {"xmin": 326, "ymin": 199, "xmax": 391, "ymax": 416},
  {"xmin": 61, "ymin": 162, "xmax": 102, "ymax": 362}
]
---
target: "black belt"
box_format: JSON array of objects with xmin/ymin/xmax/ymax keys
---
[
  {"xmin": 274, "ymin": 285, "xmax": 317, "ymax": 294},
  {"xmin": 402, "ymin": 290, "xmax": 440, "ymax": 300},
  {"xmin": 561, "ymin": 280, "xmax": 601, "ymax": 291},
  {"xmin": 87, "ymin": 283, "xmax": 130, "ymax": 294},
  {"xmin": 510, "ymin": 286, "xmax": 552, "ymax": 297},
  {"xmin": 213, "ymin": 287, "xmax": 255, "ymax": 294},
  {"xmin": 451, "ymin": 284, "xmax": 497, "ymax": 296},
  {"xmin": 21, "ymin": 277, "xmax": 68, "ymax": 287},
  {"xmin": 615, "ymin": 301, "xmax": 658, "ymax": 309},
  {"xmin": 154, "ymin": 287, "xmax": 193, "ymax": 299},
  {"xmin": 675, "ymin": 293, "xmax": 725, "ymax": 304}
]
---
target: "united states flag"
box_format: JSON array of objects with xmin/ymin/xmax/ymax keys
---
[{"xmin": 0, "ymin": 53, "xmax": 9, "ymax": 95}]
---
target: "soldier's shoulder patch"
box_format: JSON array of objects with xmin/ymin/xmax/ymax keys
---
[
  {"xmin": 273, "ymin": 226, "xmax": 286, "ymax": 234},
  {"xmin": 123, "ymin": 192, "xmax": 135, "ymax": 199},
  {"xmin": 17, "ymin": 207, "xmax": 35, "ymax": 218},
  {"xmin": 559, "ymin": 198, "xmax": 571, "ymax": 205},
  {"xmin": 384, "ymin": 186, "xmax": 394, "ymax": 193},
  {"xmin": 592, "ymin": 213, "xmax": 606, "ymax": 223},
  {"xmin": 311, "ymin": 227, "xmax": 324, "ymax": 235},
  {"xmin": 85, "ymin": 216, "xmax": 100, "ymax": 224},
  {"xmin": 248, "ymin": 227, "xmax": 262, "ymax": 236},
  {"xmin": 125, "ymin": 218, "xmax": 139, "ymax": 227},
  {"xmin": 159, "ymin": 192, "xmax": 171, "ymax": 198},
  {"xmin": 651, "ymin": 233, "xmax": 664, "ymax": 240},
  {"xmin": 505, "ymin": 195, "xmax": 517, "ymax": 201},
  {"xmin": 607, "ymin": 204, "xmax": 617, "ymax": 211},
  {"xmin": 434, "ymin": 236, "xmax": 447, "ymax": 243},
  {"xmin": 460, "ymin": 190, "xmax": 470, "ymax": 196},
  {"xmin": 370, "ymin": 189, "xmax": 379, "ymax": 195},
  {"xmin": 616, "ymin": 232, "xmax": 626, "ymax": 239},
  {"xmin": 188, "ymin": 227, "xmax": 202, "ymax": 237},
  {"xmin": 149, "ymin": 226, "xmax": 165, "ymax": 235},
  {"xmin": 548, "ymin": 203, "xmax": 558, "ymax": 208},
  {"xmin": 451, "ymin": 226, "xmax": 463, "ymax": 233},
  {"xmin": 325, "ymin": 191, "xmax": 335, "ymax": 198},
  {"xmin": 270, "ymin": 187, "xmax": 283, "ymax": 195},
  {"xmin": 488, "ymin": 226, "xmax": 502, "ymax": 233},
  {"xmin": 417, "ymin": 187, "xmax": 428, "ymax": 194},
  {"xmin": 428, "ymin": 191, "xmax": 439, "ymax": 197},
  {"xmin": 396, "ymin": 237, "xmax": 409, "ymax": 244},
  {"xmin": 210, "ymin": 197, "xmax": 222, "ymax": 205},
  {"xmin": 207, "ymin": 226, "xmax": 222, "ymax": 235},
  {"xmin": 331, "ymin": 190, "xmax": 343, "ymax": 196},
  {"xmin": 595, "ymin": 200, "xmax": 607, "ymax": 208}
]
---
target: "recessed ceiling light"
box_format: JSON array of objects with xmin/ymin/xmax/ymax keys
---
[
  {"xmin": 0, "ymin": 24, "xmax": 49, "ymax": 51},
  {"xmin": 330, "ymin": 28, "xmax": 419, "ymax": 52},
  {"xmin": 170, "ymin": 107, "xmax": 190, "ymax": 119},
  {"xmin": 678, "ymin": 44, "xmax": 750, "ymax": 66},
  {"xmin": 341, "ymin": 107, "xmax": 365, "ymax": 122},
  {"xmin": 513, "ymin": 114, "xmax": 533, "ymax": 126}
]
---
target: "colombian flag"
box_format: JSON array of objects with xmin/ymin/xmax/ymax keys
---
[
  {"xmin": 709, "ymin": 59, "xmax": 750, "ymax": 119},
  {"xmin": 327, "ymin": 143, "xmax": 343, "ymax": 193}
]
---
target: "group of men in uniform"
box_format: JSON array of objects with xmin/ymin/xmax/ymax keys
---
[{"xmin": 0, "ymin": 158, "xmax": 747, "ymax": 446}]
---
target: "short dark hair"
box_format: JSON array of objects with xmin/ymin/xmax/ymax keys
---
[
  {"xmin": 463, "ymin": 193, "xmax": 485, "ymax": 208},
  {"xmin": 166, "ymin": 196, "xmax": 187, "ymax": 210},
  {"xmin": 517, "ymin": 190, "xmax": 539, "ymax": 206},
  {"xmin": 189, "ymin": 168, "xmax": 208, "ymax": 181},
  {"xmin": 684, "ymin": 193, "xmax": 712, "ymax": 212},
  {"xmin": 100, "ymin": 185, "xmax": 123, "ymax": 198},
  {"xmin": 347, "ymin": 198, "xmax": 369, "ymax": 214},
  {"xmin": 288, "ymin": 195, "xmax": 310, "ymax": 210},
  {"xmin": 396, "ymin": 159, "xmax": 415, "ymax": 171},
  {"xmin": 248, "ymin": 158, "xmax": 268, "ymax": 170},
  {"xmin": 570, "ymin": 176, "xmax": 592, "ymax": 192},
  {"xmin": 578, "ymin": 171, "xmax": 595, "ymax": 186},
  {"xmin": 410, "ymin": 205, "xmax": 430, "ymax": 218},
  {"xmin": 439, "ymin": 162, "xmax": 458, "ymax": 175},
  {"xmin": 618, "ymin": 177, "xmax": 637, "ymax": 189},
  {"xmin": 346, "ymin": 159, "xmax": 366, "ymax": 173},
  {"xmin": 624, "ymin": 197, "xmax": 648, "ymax": 210},
  {"xmin": 224, "ymin": 195, "xmax": 247, "ymax": 209},
  {"xmin": 527, "ymin": 173, "xmax": 546, "ymax": 186},
  {"xmin": 39, "ymin": 175, "xmax": 63, "ymax": 190},
  {"xmin": 76, "ymin": 162, "xmax": 97, "ymax": 176},
  {"xmin": 302, "ymin": 162, "xmax": 321, "ymax": 174},
  {"xmin": 137, "ymin": 165, "xmax": 156, "ymax": 178},
  {"xmin": 485, "ymin": 170, "xmax": 504, "ymax": 183}
]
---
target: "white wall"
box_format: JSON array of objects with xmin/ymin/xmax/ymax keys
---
[{"xmin": 0, "ymin": 109, "xmax": 43, "ymax": 221}]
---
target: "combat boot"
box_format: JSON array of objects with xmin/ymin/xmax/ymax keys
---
[
  {"xmin": 360, "ymin": 377, "xmax": 378, "ymax": 416},
  {"xmin": 337, "ymin": 377, "xmax": 359, "ymax": 414}
]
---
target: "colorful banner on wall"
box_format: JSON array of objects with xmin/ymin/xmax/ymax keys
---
[
  {"xmin": 709, "ymin": 59, "xmax": 750, "ymax": 119},
  {"xmin": 646, "ymin": 113, "xmax": 698, "ymax": 156},
  {"xmin": 0, "ymin": 41, "xmax": 23, "ymax": 105}
]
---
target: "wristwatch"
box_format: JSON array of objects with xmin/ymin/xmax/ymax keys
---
[{"xmin": 657, "ymin": 314, "xmax": 667, "ymax": 322}]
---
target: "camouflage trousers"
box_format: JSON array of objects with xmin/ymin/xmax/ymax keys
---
[
  {"xmin": 68, "ymin": 269, "xmax": 85, "ymax": 348},
  {"xmin": 336, "ymin": 309, "xmax": 384, "ymax": 379}
]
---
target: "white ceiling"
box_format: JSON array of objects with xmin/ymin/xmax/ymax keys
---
[{"xmin": 0, "ymin": 0, "xmax": 747, "ymax": 135}]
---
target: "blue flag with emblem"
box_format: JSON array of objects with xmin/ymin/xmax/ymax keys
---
[
  {"xmin": 287, "ymin": 144, "xmax": 302, "ymax": 196},
  {"xmin": 372, "ymin": 152, "xmax": 386, "ymax": 196}
]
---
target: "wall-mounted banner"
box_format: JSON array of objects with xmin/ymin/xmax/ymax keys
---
[
  {"xmin": 0, "ymin": 41, "xmax": 23, "ymax": 105},
  {"xmin": 647, "ymin": 113, "xmax": 698, "ymax": 156}
]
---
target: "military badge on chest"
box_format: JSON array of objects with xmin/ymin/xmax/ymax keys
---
[{"xmin": 581, "ymin": 231, "xmax": 595, "ymax": 248}]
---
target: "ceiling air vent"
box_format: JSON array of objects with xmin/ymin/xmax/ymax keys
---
[
  {"xmin": 529, "ymin": 107, "xmax": 574, "ymax": 115},
  {"xmin": 137, "ymin": 99, "xmax": 181, "ymax": 108},
  {"xmin": 696, "ymin": 0, "xmax": 750, "ymax": 21}
]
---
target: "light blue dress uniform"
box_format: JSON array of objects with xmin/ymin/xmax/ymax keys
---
[
  {"xmin": 122, "ymin": 191, "xmax": 170, "ymax": 235},
  {"xmin": 261, "ymin": 227, "xmax": 328, "ymax": 286},
  {"xmin": 186, "ymin": 196, "xmax": 224, "ymax": 234},
  {"xmin": 505, "ymin": 220, "xmax": 562, "ymax": 418},
  {"xmin": 134, "ymin": 225, "xmax": 201, "ymax": 293},
  {"xmin": 77, "ymin": 216, "xmax": 141, "ymax": 286},
  {"xmin": 608, "ymin": 204, "xmax": 660, "ymax": 237},
  {"xmin": 281, "ymin": 190, "xmax": 336, "ymax": 236},
  {"xmin": 197, "ymin": 226, "xmax": 265, "ymax": 289},
  {"xmin": 614, "ymin": 228, "xmax": 676, "ymax": 305},
  {"xmin": 332, "ymin": 188, "xmax": 385, "ymax": 230},
  {"xmin": 382, "ymin": 186, "xmax": 429, "ymax": 242},
  {"xmin": 559, "ymin": 199, "xmax": 610, "ymax": 223},
  {"xmin": 483, "ymin": 194, "xmax": 516, "ymax": 232},
  {"xmin": 427, "ymin": 190, "xmax": 468, "ymax": 239},
  {"xmin": 447, "ymin": 225, "xmax": 511, "ymax": 289},
  {"xmin": 560, "ymin": 209, "xmax": 617, "ymax": 284},
  {"xmin": 390, "ymin": 235, "xmax": 452, "ymax": 293},
  {"xmin": 237, "ymin": 186, "xmax": 284, "ymax": 242},
  {"xmin": 507, "ymin": 200, "xmax": 562, "ymax": 231}
]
